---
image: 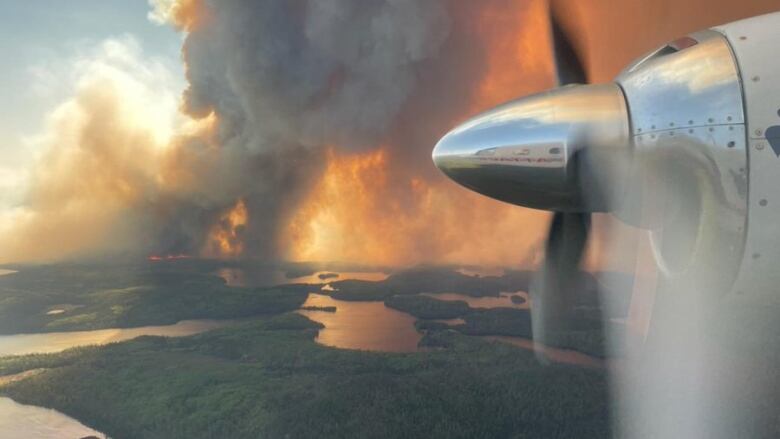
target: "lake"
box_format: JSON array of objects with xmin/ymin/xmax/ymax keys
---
[
  {"xmin": 297, "ymin": 293, "xmax": 603, "ymax": 369},
  {"xmin": 298, "ymin": 294, "xmax": 422, "ymax": 352},
  {"xmin": 0, "ymin": 319, "xmax": 232, "ymax": 357},
  {"xmin": 0, "ymin": 396, "xmax": 105, "ymax": 439},
  {"xmin": 423, "ymin": 291, "xmax": 530, "ymax": 310},
  {"xmin": 217, "ymin": 267, "xmax": 389, "ymax": 287}
]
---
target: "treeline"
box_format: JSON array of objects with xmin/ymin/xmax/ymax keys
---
[
  {"xmin": 0, "ymin": 264, "xmax": 311, "ymax": 334},
  {"xmin": 384, "ymin": 295, "xmax": 470, "ymax": 319},
  {"xmin": 328, "ymin": 267, "xmax": 533, "ymax": 301}
]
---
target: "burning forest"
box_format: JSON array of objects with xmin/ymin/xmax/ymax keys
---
[{"xmin": 0, "ymin": 0, "xmax": 560, "ymax": 267}]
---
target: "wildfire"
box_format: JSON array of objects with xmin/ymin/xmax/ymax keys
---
[
  {"xmin": 282, "ymin": 0, "xmax": 556, "ymax": 268},
  {"xmin": 283, "ymin": 148, "xmax": 395, "ymax": 264},
  {"xmin": 283, "ymin": 148, "xmax": 550, "ymax": 267},
  {"xmin": 147, "ymin": 254, "xmax": 191, "ymax": 262},
  {"xmin": 202, "ymin": 198, "xmax": 248, "ymax": 259}
]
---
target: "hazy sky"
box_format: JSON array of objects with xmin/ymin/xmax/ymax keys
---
[{"xmin": 0, "ymin": 1, "xmax": 181, "ymax": 207}]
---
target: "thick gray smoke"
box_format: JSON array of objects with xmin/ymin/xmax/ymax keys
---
[
  {"xmin": 2, "ymin": 0, "xmax": 520, "ymax": 264},
  {"xmin": 183, "ymin": 0, "xmax": 450, "ymax": 151},
  {"xmin": 170, "ymin": 0, "xmax": 453, "ymax": 258}
]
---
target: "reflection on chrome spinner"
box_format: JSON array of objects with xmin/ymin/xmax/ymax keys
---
[{"xmin": 432, "ymin": 84, "xmax": 630, "ymax": 212}]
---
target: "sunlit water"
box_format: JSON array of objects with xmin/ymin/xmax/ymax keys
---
[
  {"xmin": 423, "ymin": 292, "xmax": 530, "ymax": 310},
  {"xmin": 297, "ymin": 294, "xmax": 422, "ymax": 352},
  {"xmin": 0, "ymin": 397, "xmax": 105, "ymax": 439},
  {"xmin": 296, "ymin": 293, "xmax": 601, "ymax": 368},
  {"xmin": 0, "ymin": 265, "xmax": 227, "ymax": 437},
  {"xmin": 0, "ymin": 320, "xmax": 232, "ymax": 357},
  {"xmin": 455, "ymin": 267, "xmax": 507, "ymax": 277},
  {"xmin": 0, "ymin": 270, "xmax": 104, "ymax": 439},
  {"xmin": 217, "ymin": 268, "xmax": 389, "ymax": 287}
]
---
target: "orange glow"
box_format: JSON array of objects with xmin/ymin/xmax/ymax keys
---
[
  {"xmin": 471, "ymin": 0, "xmax": 554, "ymax": 112},
  {"xmin": 147, "ymin": 254, "xmax": 191, "ymax": 262},
  {"xmin": 158, "ymin": 0, "xmax": 210, "ymax": 32},
  {"xmin": 283, "ymin": 148, "xmax": 395, "ymax": 264},
  {"xmin": 283, "ymin": 148, "xmax": 550, "ymax": 267},
  {"xmin": 283, "ymin": 0, "xmax": 555, "ymax": 268},
  {"xmin": 202, "ymin": 199, "xmax": 248, "ymax": 259}
]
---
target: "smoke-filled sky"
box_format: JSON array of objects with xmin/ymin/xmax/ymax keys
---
[
  {"xmin": 1, "ymin": 0, "xmax": 778, "ymax": 266},
  {"xmin": 0, "ymin": 0, "xmax": 553, "ymax": 265},
  {"xmin": 0, "ymin": 1, "xmax": 182, "ymax": 203}
]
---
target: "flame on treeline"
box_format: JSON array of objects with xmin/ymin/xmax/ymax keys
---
[
  {"xmin": 283, "ymin": 148, "xmax": 550, "ymax": 267},
  {"xmin": 202, "ymin": 198, "xmax": 249, "ymax": 259},
  {"xmin": 282, "ymin": 0, "xmax": 556, "ymax": 268},
  {"xmin": 148, "ymin": 254, "xmax": 191, "ymax": 262},
  {"xmin": 284, "ymin": 148, "xmax": 394, "ymax": 264}
]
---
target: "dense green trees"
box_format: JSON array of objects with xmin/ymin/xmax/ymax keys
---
[
  {"xmin": 1, "ymin": 314, "xmax": 611, "ymax": 439},
  {"xmin": 0, "ymin": 264, "xmax": 309, "ymax": 333},
  {"xmin": 0, "ymin": 262, "xmax": 625, "ymax": 438},
  {"xmin": 384, "ymin": 295, "xmax": 470, "ymax": 319}
]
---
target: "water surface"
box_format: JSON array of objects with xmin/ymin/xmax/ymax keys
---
[
  {"xmin": 297, "ymin": 294, "xmax": 421, "ymax": 352},
  {"xmin": 0, "ymin": 319, "xmax": 231, "ymax": 357},
  {"xmin": 296, "ymin": 293, "xmax": 602, "ymax": 370},
  {"xmin": 423, "ymin": 291, "xmax": 530, "ymax": 310},
  {"xmin": 455, "ymin": 267, "xmax": 507, "ymax": 277},
  {"xmin": 217, "ymin": 268, "xmax": 388, "ymax": 287},
  {"xmin": 0, "ymin": 397, "xmax": 105, "ymax": 439}
]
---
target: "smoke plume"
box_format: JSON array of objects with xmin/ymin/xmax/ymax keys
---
[{"xmin": 2, "ymin": 0, "xmax": 556, "ymax": 266}]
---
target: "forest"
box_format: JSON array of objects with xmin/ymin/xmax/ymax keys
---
[
  {"xmin": 0, "ymin": 313, "xmax": 611, "ymax": 439},
  {"xmin": 0, "ymin": 261, "xmax": 630, "ymax": 437}
]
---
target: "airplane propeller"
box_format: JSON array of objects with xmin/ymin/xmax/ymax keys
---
[
  {"xmin": 529, "ymin": 2, "xmax": 595, "ymax": 359},
  {"xmin": 433, "ymin": 0, "xmax": 631, "ymax": 360}
]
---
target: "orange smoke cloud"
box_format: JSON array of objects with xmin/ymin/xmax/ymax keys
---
[
  {"xmin": 0, "ymin": 37, "xmax": 234, "ymax": 264},
  {"xmin": 149, "ymin": 0, "xmax": 209, "ymax": 31},
  {"xmin": 0, "ymin": 38, "xmax": 184, "ymax": 263},
  {"xmin": 202, "ymin": 198, "xmax": 249, "ymax": 259},
  {"xmin": 283, "ymin": 148, "xmax": 549, "ymax": 267},
  {"xmin": 2, "ymin": 0, "xmax": 602, "ymax": 268},
  {"xmin": 282, "ymin": 0, "xmax": 556, "ymax": 268},
  {"xmin": 470, "ymin": 0, "xmax": 554, "ymax": 111}
]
